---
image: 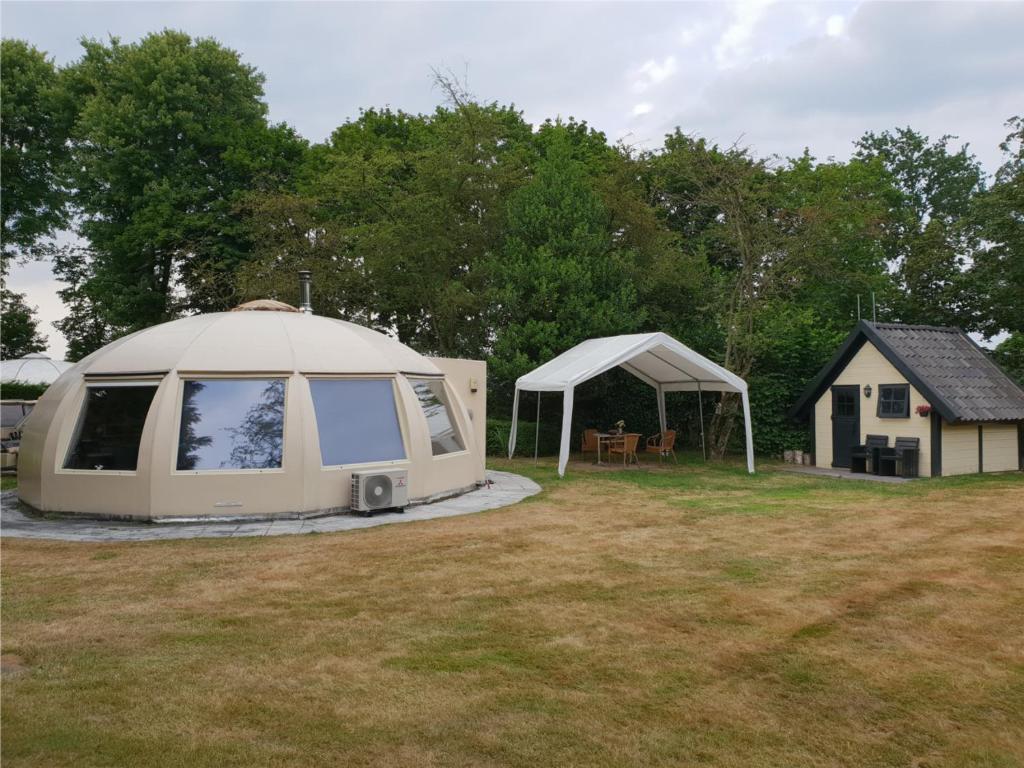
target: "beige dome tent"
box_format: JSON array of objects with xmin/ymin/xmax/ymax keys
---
[{"xmin": 17, "ymin": 309, "xmax": 485, "ymax": 520}]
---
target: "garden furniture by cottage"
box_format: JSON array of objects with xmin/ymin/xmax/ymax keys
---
[
  {"xmin": 876, "ymin": 437, "xmax": 920, "ymax": 478},
  {"xmin": 581, "ymin": 429, "xmax": 599, "ymax": 459},
  {"xmin": 850, "ymin": 434, "xmax": 888, "ymax": 474}
]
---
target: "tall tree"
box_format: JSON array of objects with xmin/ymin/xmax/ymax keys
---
[
  {"xmin": 652, "ymin": 135, "xmax": 900, "ymax": 457},
  {"xmin": 238, "ymin": 86, "xmax": 534, "ymax": 358},
  {"xmin": 965, "ymin": 116, "xmax": 1024, "ymax": 338},
  {"xmin": 489, "ymin": 129, "xmax": 644, "ymax": 397},
  {"xmin": 992, "ymin": 333, "xmax": 1024, "ymax": 386},
  {"xmin": 652, "ymin": 134, "xmax": 783, "ymax": 457},
  {"xmin": 0, "ymin": 39, "xmax": 72, "ymax": 273},
  {"xmin": 0, "ymin": 288, "xmax": 47, "ymax": 359},
  {"xmin": 853, "ymin": 127, "xmax": 985, "ymax": 327},
  {"xmin": 55, "ymin": 30, "xmax": 305, "ymax": 356}
]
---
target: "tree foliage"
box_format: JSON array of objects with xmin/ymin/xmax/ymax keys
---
[
  {"xmin": 53, "ymin": 30, "xmax": 306, "ymax": 355},
  {"xmin": 0, "ymin": 288, "xmax": 47, "ymax": 358},
  {"xmin": 0, "ymin": 39, "xmax": 72, "ymax": 272},
  {"xmin": 489, "ymin": 129, "xmax": 644, "ymax": 392},
  {"xmin": 2, "ymin": 30, "xmax": 1020, "ymax": 460},
  {"xmin": 965, "ymin": 117, "xmax": 1024, "ymax": 337},
  {"xmin": 238, "ymin": 88, "xmax": 532, "ymax": 358},
  {"xmin": 853, "ymin": 128, "xmax": 986, "ymax": 327}
]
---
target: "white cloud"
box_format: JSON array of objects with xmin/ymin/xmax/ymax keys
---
[
  {"xmin": 678, "ymin": 20, "xmax": 712, "ymax": 47},
  {"xmin": 667, "ymin": 2, "xmax": 1023, "ymax": 170},
  {"xmin": 632, "ymin": 102, "xmax": 653, "ymax": 117},
  {"xmin": 825, "ymin": 14, "xmax": 846, "ymax": 37},
  {"xmin": 632, "ymin": 55, "xmax": 678, "ymax": 93},
  {"xmin": 714, "ymin": 0, "xmax": 773, "ymax": 69}
]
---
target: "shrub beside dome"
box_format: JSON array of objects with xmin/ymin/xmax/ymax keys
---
[{"xmin": 17, "ymin": 308, "xmax": 486, "ymax": 519}]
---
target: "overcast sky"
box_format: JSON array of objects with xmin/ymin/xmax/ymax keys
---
[{"xmin": 4, "ymin": 0, "xmax": 1023, "ymax": 359}]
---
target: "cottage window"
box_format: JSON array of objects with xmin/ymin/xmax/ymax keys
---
[
  {"xmin": 64, "ymin": 384, "xmax": 158, "ymax": 471},
  {"xmin": 877, "ymin": 384, "xmax": 910, "ymax": 418},
  {"xmin": 308, "ymin": 378, "xmax": 406, "ymax": 466}
]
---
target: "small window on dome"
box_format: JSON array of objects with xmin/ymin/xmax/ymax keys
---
[
  {"xmin": 308, "ymin": 378, "xmax": 406, "ymax": 466},
  {"xmin": 409, "ymin": 378, "xmax": 465, "ymax": 455},
  {"xmin": 176, "ymin": 379, "xmax": 286, "ymax": 471},
  {"xmin": 64, "ymin": 384, "xmax": 158, "ymax": 471}
]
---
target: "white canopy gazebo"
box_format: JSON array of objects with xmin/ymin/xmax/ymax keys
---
[{"xmin": 508, "ymin": 332, "xmax": 754, "ymax": 476}]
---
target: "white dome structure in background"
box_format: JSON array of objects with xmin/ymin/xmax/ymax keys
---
[
  {"xmin": 1, "ymin": 353, "xmax": 74, "ymax": 385},
  {"xmin": 18, "ymin": 308, "xmax": 486, "ymax": 520}
]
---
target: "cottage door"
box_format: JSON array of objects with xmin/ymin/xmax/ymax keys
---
[{"xmin": 830, "ymin": 385, "xmax": 859, "ymax": 468}]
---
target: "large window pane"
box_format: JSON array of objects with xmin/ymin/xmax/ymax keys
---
[
  {"xmin": 409, "ymin": 378, "xmax": 464, "ymax": 455},
  {"xmin": 64, "ymin": 385, "xmax": 157, "ymax": 471},
  {"xmin": 309, "ymin": 379, "xmax": 406, "ymax": 466},
  {"xmin": 177, "ymin": 379, "xmax": 285, "ymax": 470}
]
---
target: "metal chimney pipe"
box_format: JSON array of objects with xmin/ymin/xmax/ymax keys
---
[{"xmin": 298, "ymin": 270, "xmax": 313, "ymax": 314}]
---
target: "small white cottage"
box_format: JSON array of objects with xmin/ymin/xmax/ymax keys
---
[{"xmin": 791, "ymin": 322, "xmax": 1024, "ymax": 477}]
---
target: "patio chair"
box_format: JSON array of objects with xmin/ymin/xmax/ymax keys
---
[
  {"xmin": 608, "ymin": 433, "xmax": 640, "ymax": 466},
  {"xmin": 850, "ymin": 434, "xmax": 888, "ymax": 474},
  {"xmin": 581, "ymin": 429, "xmax": 599, "ymax": 458},
  {"xmin": 876, "ymin": 437, "xmax": 920, "ymax": 478},
  {"xmin": 645, "ymin": 430, "xmax": 678, "ymax": 463}
]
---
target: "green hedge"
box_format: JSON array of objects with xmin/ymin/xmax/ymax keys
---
[
  {"xmin": 486, "ymin": 418, "xmax": 563, "ymax": 457},
  {"xmin": 0, "ymin": 380, "xmax": 49, "ymax": 400}
]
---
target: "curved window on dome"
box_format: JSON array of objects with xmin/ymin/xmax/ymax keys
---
[
  {"xmin": 64, "ymin": 384, "xmax": 158, "ymax": 471},
  {"xmin": 409, "ymin": 378, "xmax": 465, "ymax": 455},
  {"xmin": 309, "ymin": 379, "xmax": 406, "ymax": 466},
  {"xmin": 177, "ymin": 379, "xmax": 286, "ymax": 471}
]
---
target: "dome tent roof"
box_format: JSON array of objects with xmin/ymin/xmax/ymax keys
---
[
  {"xmin": 77, "ymin": 312, "xmax": 441, "ymax": 377},
  {"xmin": 1, "ymin": 353, "xmax": 74, "ymax": 384}
]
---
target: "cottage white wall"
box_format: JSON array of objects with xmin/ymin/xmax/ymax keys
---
[
  {"xmin": 813, "ymin": 341, "xmax": 932, "ymax": 476},
  {"xmin": 941, "ymin": 422, "xmax": 979, "ymax": 476},
  {"xmin": 982, "ymin": 423, "xmax": 1018, "ymax": 473},
  {"xmin": 939, "ymin": 422, "xmax": 1019, "ymax": 476}
]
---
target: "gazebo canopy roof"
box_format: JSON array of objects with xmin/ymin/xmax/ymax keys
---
[{"xmin": 515, "ymin": 332, "xmax": 747, "ymax": 394}]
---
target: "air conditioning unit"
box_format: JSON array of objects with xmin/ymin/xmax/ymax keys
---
[{"xmin": 351, "ymin": 469, "xmax": 408, "ymax": 514}]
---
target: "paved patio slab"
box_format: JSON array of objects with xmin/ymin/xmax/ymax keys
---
[
  {"xmin": 0, "ymin": 470, "xmax": 541, "ymax": 542},
  {"xmin": 777, "ymin": 465, "xmax": 912, "ymax": 483}
]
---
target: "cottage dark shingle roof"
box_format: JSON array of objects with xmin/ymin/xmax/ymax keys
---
[{"xmin": 791, "ymin": 321, "xmax": 1024, "ymax": 423}]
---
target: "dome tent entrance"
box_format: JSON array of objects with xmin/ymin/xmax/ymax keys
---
[{"xmin": 507, "ymin": 332, "xmax": 755, "ymax": 476}]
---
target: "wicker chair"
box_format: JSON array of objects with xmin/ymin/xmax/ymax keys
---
[
  {"xmin": 645, "ymin": 430, "xmax": 678, "ymax": 463},
  {"xmin": 581, "ymin": 429, "xmax": 599, "ymax": 458},
  {"xmin": 608, "ymin": 433, "xmax": 641, "ymax": 466}
]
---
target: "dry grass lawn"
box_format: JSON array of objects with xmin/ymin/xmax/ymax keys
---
[{"xmin": 2, "ymin": 457, "xmax": 1024, "ymax": 767}]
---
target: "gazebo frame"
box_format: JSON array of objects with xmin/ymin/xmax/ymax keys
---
[{"xmin": 508, "ymin": 332, "xmax": 755, "ymax": 476}]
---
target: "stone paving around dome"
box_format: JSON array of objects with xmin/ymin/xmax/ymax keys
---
[{"xmin": 0, "ymin": 470, "xmax": 540, "ymax": 542}]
